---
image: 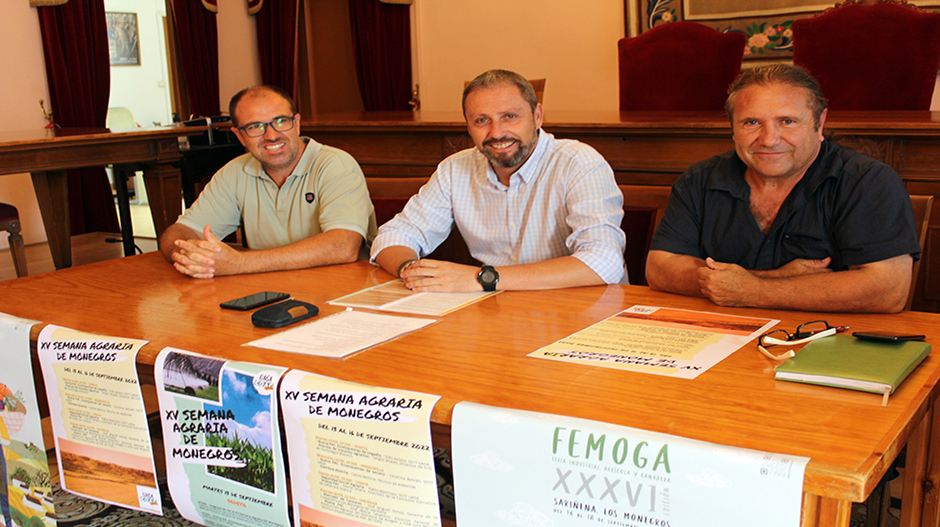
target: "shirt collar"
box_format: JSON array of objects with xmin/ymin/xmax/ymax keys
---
[{"xmin": 483, "ymin": 128, "xmax": 549, "ymax": 188}]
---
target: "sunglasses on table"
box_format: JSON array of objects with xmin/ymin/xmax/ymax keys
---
[{"xmin": 757, "ymin": 320, "xmax": 849, "ymax": 361}]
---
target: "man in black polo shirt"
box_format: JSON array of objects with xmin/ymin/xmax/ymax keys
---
[{"xmin": 646, "ymin": 64, "xmax": 920, "ymax": 313}]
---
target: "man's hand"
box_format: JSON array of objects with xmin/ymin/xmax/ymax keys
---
[
  {"xmin": 696, "ymin": 258, "xmax": 761, "ymax": 306},
  {"xmin": 400, "ymin": 259, "xmax": 482, "ymax": 292},
  {"xmin": 171, "ymin": 225, "xmax": 244, "ymax": 278}
]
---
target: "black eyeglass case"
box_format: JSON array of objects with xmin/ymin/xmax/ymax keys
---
[{"xmin": 251, "ymin": 300, "xmax": 319, "ymax": 328}]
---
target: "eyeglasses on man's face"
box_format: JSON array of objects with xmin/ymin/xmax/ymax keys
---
[
  {"xmin": 757, "ymin": 320, "xmax": 844, "ymax": 361},
  {"xmin": 238, "ymin": 115, "xmax": 295, "ymax": 137}
]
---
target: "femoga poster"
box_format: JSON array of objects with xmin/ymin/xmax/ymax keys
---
[
  {"xmin": 155, "ymin": 348, "xmax": 290, "ymax": 527},
  {"xmin": 453, "ymin": 402, "xmax": 808, "ymax": 527}
]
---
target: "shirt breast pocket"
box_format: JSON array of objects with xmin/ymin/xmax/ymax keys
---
[{"xmin": 779, "ymin": 229, "xmax": 833, "ymax": 262}]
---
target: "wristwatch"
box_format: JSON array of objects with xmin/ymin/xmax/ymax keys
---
[{"xmin": 477, "ymin": 265, "xmax": 499, "ymax": 292}]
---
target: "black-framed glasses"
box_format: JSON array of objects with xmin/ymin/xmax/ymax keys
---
[
  {"xmin": 238, "ymin": 116, "xmax": 295, "ymax": 137},
  {"xmin": 757, "ymin": 320, "xmax": 843, "ymax": 361}
]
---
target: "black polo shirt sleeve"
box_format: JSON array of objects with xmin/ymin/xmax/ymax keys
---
[{"xmin": 826, "ymin": 151, "xmax": 922, "ymax": 268}]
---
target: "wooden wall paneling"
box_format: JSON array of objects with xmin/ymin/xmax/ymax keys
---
[
  {"xmin": 829, "ymin": 134, "xmax": 895, "ymax": 166},
  {"xmin": 546, "ymin": 131, "xmax": 734, "ymax": 176},
  {"xmin": 897, "ymin": 138, "xmax": 940, "ymax": 175}
]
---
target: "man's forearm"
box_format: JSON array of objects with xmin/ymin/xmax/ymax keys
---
[
  {"xmin": 645, "ymin": 250, "xmax": 707, "ymax": 297},
  {"xmin": 399, "ymin": 255, "xmax": 604, "ymax": 292},
  {"xmin": 158, "ymin": 223, "xmax": 202, "ymax": 263},
  {"xmin": 493, "ymin": 256, "xmax": 604, "ymax": 290},
  {"xmin": 374, "ymin": 245, "xmax": 421, "ymax": 278},
  {"xmin": 233, "ymin": 229, "xmax": 363, "ymax": 274},
  {"xmin": 748, "ymin": 263, "xmax": 911, "ymax": 313},
  {"xmin": 701, "ymin": 255, "xmax": 913, "ymax": 313}
]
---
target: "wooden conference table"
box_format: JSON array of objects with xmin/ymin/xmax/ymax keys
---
[
  {"xmin": 3, "ymin": 254, "xmax": 940, "ymax": 526},
  {"xmin": 0, "ymin": 126, "xmax": 192, "ymax": 270}
]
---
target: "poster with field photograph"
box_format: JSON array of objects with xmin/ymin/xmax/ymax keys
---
[
  {"xmin": 155, "ymin": 348, "xmax": 290, "ymax": 527},
  {"xmin": 37, "ymin": 325, "xmax": 161, "ymax": 515}
]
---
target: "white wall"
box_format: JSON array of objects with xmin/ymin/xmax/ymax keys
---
[
  {"xmin": 217, "ymin": 1, "xmax": 262, "ymax": 113},
  {"xmin": 413, "ymin": 0, "xmax": 625, "ymax": 113},
  {"xmin": 0, "ymin": 3, "xmax": 51, "ymax": 250},
  {"xmin": 105, "ymin": 0, "xmax": 174, "ymax": 127}
]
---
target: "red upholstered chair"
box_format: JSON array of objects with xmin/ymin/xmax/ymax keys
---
[
  {"xmin": 0, "ymin": 202, "xmax": 28, "ymax": 278},
  {"xmin": 618, "ymin": 21, "xmax": 746, "ymax": 111},
  {"xmin": 792, "ymin": 0, "xmax": 940, "ymax": 110}
]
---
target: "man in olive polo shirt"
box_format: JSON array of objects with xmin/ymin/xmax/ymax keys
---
[{"xmin": 159, "ymin": 86, "xmax": 376, "ymax": 278}]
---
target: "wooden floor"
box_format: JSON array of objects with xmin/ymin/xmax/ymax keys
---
[{"xmin": 0, "ymin": 232, "xmax": 159, "ymax": 282}]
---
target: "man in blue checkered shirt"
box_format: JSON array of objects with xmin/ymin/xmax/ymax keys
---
[{"xmin": 371, "ymin": 69, "xmax": 626, "ymax": 292}]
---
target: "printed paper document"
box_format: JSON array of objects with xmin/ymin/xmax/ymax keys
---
[
  {"xmin": 246, "ymin": 309, "xmax": 436, "ymax": 358},
  {"xmin": 329, "ymin": 280, "xmax": 497, "ymax": 316}
]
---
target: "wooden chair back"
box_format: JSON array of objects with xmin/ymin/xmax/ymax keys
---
[
  {"xmin": 619, "ymin": 185, "xmax": 671, "ymax": 285},
  {"xmin": 367, "ymin": 176, "xmax": 430, "ymax": 227},
  {"xmin": 366, "ymin": 176, "xmax": 475, "ymax": 266},
  {"xmin": 908, "ymin": 194, "xmax": 934, "ymax": 311},
  {"xmin": 0, "ymin": 202, "xmax": 27, "ymax": 278}
]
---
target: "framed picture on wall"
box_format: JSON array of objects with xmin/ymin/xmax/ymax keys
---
[
  {"xmin": 634, "ymin": 0, "xmax": 940, "ymax": 60},
  {"xmin": 106, "ymin": 12, "xmax": 140, "ymax": 66}
]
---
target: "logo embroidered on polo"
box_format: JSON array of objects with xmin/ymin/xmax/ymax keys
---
[{"xmin": 305, "ymin": 192, "xmax": 315, "ymax": 203}]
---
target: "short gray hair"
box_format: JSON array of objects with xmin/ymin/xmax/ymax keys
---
[{"xmin": 462, "ymin": 69, "xmax": 538, "ymax": 117}]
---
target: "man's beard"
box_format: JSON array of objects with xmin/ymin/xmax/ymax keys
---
[{"xmin": 480, "ymin": 135, "xmax": 536, "ymax": 168}]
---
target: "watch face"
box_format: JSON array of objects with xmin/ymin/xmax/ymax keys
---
[{"xmin": 481, "ymin": 269, "xmax": 497, "ymax": 283}]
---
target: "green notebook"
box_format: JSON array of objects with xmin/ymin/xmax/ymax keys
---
[{"xmin": 774, "ymin": 334, "xmax": 931, "ymax": 406}]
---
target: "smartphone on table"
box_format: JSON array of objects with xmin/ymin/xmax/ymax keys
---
[
  {"xmin": 852, "ymin": 331, "xmax": 926, "ymax": 342},
  {"xmin": 220, "ymin": 291, "xmax": 289, "ymax": 311}
]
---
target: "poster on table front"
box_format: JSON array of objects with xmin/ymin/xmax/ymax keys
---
[
  {"xmin": 280, "ymin": 370, "xmax": 441, "ymax": 527},
  {"xmin": 0, "ymin": 313, "xmax": 55, "ymax": 527},
  {"xmin": 154, "ymin": 348, "xmax": 290, "ymax": 527},
  {"xmin": 36, "ymin": 325, "xmax": 162, "ymax": 515},
  {"xmin": 452, "ymin": 402, "xmax": 808, "ymax": 527}
]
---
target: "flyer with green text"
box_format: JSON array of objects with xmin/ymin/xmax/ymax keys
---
[
  {"xmin": 155, "ymin": 348, "xmax": 290, "ymax": 527},
  {"xmin": 280, "ymin": 370, "xmax": 441, "ymax": 527}
]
